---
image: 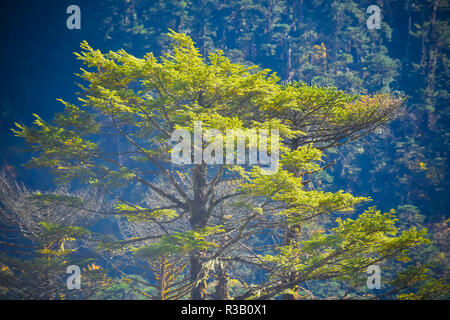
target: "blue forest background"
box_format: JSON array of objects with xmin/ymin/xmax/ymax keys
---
[{"xmin": 0, "ymin": 0, "xmax": 448, "ymax": 299}]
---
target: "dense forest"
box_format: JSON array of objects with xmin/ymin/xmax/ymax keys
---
[{"xmin": 0, "ymin": 0, "xmax": 448, "ymax": 300}]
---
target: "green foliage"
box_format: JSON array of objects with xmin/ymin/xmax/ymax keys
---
[{"xmin": 134, "ymin": 226, "xmax": 225, "ymax": 259}]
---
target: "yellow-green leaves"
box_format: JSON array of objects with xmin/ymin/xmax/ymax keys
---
[
  {"xmin": 281, "ymin": 144, "xmax": 323, "ymax": 172},
  {"xmin": 114, "ymin": 203, "xmax": 178, "ymax": 222},
  {"xmin": 54, "ymin": 99, "xmax": 100, "ymax": 135},
  {"xmin": 13, "ymin": 114, "xmax": 97, "ymax": 177},
  {"xmin": 263, "ymin": 207, "xmax": 428, "ymax": 284},
  {"xmin": 133, "ymin": 226, "xmax": 225, "ymax": 259},
  {"xmin": 30, "ymin": 192, "xmax": 84, "ymax": 207}
]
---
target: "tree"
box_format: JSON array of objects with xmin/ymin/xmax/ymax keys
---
[
  {"xmin": 13, "ymin": 31, "xmax": 428, "ymax": 300},
  {"xmin": 0, "ymin": 171, "xmax": 110, "ymax": 299}
]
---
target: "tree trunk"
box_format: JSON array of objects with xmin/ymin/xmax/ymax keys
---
[
  {"xmin": 190, "ymin": 254, "xmax": 207, "ymax": 300},
  {"xmin": 425, "ymin": 0, "xmax": 439, "ymax": 104},
  {"xmin": 281, "ymin": 224, "xmax": 301, "ymax": 300},
  {"xmin": 406, "ymin": 0, "xmax": 412, "ymax": 59},
  {"xmin": 189, "ymin": 164, "xmax": 210, "ymax": 300},
  {"xmin": 214, "ymin": 262, "xmax": 229, "ymax": 299}
]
